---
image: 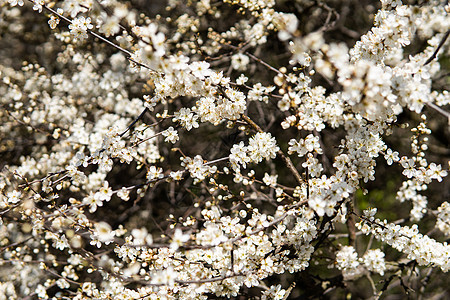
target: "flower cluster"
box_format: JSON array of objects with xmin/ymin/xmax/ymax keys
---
[
  {"xmin": 68, "ymin": 16, "xmax": 93, "ymax": 41},
  {"xmin": 229, "ymin": 132, "xmax": 279, "ymax": 171},
  {"xmin": 358, "ymin": 209, "xmax": 450, "ymax": 272},
  {"xmin": 335, "ymin": 245, "xmax": 387, "ymax": 280}
]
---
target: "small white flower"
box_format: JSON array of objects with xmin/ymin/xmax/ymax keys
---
[
  {"xmin": 83, "ymin": 192, "xmax": 103, "ymax": 213},
  {"xmin": 95, "ymin": 181, "xmax": 113, "ymax": 202},
  {"xmin": 308, "ymin": 197, "xmax": 325, "ymax": 216},
  {"xmin": 162, "ymin": 127, "xmax": 179, "ymax": 143},
  {"xmin": 7, "ymin": 0, "xmax": 24, "ymax": 7},
  {"xmin": 363, "ymin": 249, "xmax": 386, "ymax": 275},
  {"xmin": 384, "ymin": 148, "xmax": 399, "ymax": 165},
  {"xmin": 229, "ymin": 141, "xmax": 250, "ymax": 170},
  {"xmin": 68, "ymin": 16, "xmax": 93, "ymax": 41},
  {"xmin": 94, "ymin": 221, "xmax": 115, "ymax": 244},
  {"xmin": 426, "ymin": 163, "xmax": 447, "ymax": 182},
  {"xmin": 173, "ymin": 107, "xmax": 199, "ymax": 131},
  {"xmin": 147, "ymin": 166, "xmax": 164, "ymax": 181},
  {"xmin": 189, "ymin": 61, "xmax": 211, "ymax": 79},
  {"xmin": 231, "ymin": 53, "xmax": 250, "ymax": 71},
  {"xmin": 248, "ymin": 132, "xmax": 279, "ymax": 163},
  {"xmin": 169, "ymin": 170, "xmax": 184, "ymax": 181},
  {"xmin": 7, "ymin": 190, "xmax": 21, "ymax": 204},
  {"xmin": 262, "ymin": 173, "xmax": 278, "ymax": 187},
  {"xmin": 48, "ymin": 15, "xmax": 60, "ymax": 29},
  {"xmin": 236, "ymin": 74, "xmax": 248, "ymax": 85},
  {"xmin": 336, "ymin": 246, "xmax": 360, "ymax": 270},
  {"xmin": 32, "ymin": 0, "xmax": 44, "ymax": 13},
  {"xmin": 116, "ymin": 187, "xmax": 130, "ymax": 201},
  {"xmin": 170, "ymin": 228, "xmax": 190, "ymax": 250}
]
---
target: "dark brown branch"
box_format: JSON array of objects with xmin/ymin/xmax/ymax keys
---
[
  {"xmin": 346, "ymin": 197, "xmax": 356, "ymax": 248},
  {"xmin": 424, "ymin": 29, "xmax": 450, "ymax": 65},
  {"xmin": 120, "ymin": 107, "xmax": 149, "ymax": 137}
]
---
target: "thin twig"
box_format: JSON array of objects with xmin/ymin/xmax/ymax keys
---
[
  {"xmin": 282, "ymin": 282, "xmax": 297, "ymax": 300},
  {"xmin": 128, "ymin": 201, "xmax": 306, "ymax": 250},
  {"xmin": 366, "ymin": 273, "xmax": 378, "ymax": 298},
  {"xmin": 425, "ymin": 102, "xmax": 450, "ymax": 125},
  {"xmin": 424, "ymin": 29, "xmax": 450, "ymax": 65},
  {"xmin": 37, "ymin": 1, "xmax": 160, "ymax": 73},
  {"xmin": 120, "ymin": 107, "xmax": 149, "ymax": 137},
  {"xmin": 245, "ymin": 51, "xmax": 284, "ymax": 76},
  {"xmin": 0, "ymin": 236, "xmax": 33, "ymax": 252}
]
